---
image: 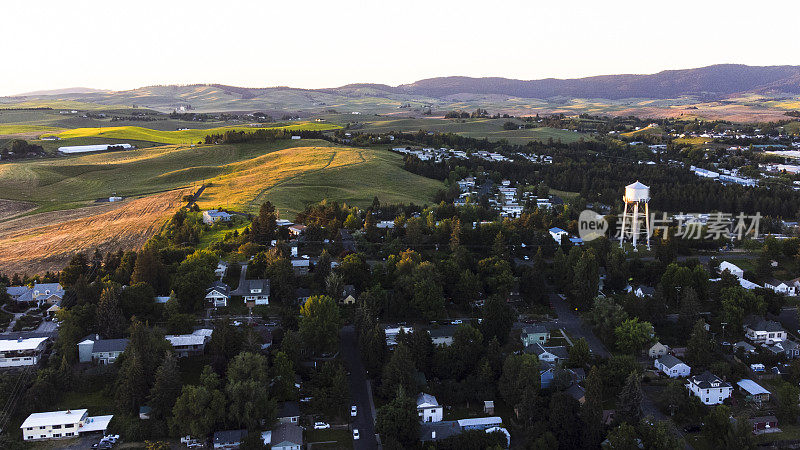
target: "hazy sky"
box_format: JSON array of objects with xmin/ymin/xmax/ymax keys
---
[{"xmin": 3, "ymin": 0, "xmax": 800, "ymax": 95}]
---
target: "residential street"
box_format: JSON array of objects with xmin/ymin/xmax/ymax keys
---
[
  {"xmin": 547, "ymin": 287, "xmax": 691, "ymax": 449},
  {"xmin": 340, "ymin": 325, "xmax": 378, "ymax": 449}
]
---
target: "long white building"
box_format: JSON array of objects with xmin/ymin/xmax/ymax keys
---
[
  {"xmin": 0, "ymin": 337, "xmax": 49, "ymax": 368},
  {"xmin": 20, "ymin": 409, "xmax": 113, "ymax": 441}
]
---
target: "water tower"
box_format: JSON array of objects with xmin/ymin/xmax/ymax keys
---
[{"xmin": 619, "ymin": 181, "xmax": 651, "ymax": 250}]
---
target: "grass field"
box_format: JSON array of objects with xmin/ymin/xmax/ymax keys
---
[
  {"xmin": 343, "ymin": 116, "xmax": 593, "ymax": 144},
  {"xmin": 0, "ymin": 138, "xmax": 441, "ymax": 272},
  {"xmin": 53, "ymin": 122, "xmax": 341, "ymax": 144}
]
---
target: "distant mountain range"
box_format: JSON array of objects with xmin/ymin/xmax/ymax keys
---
[
  {"xmin": 7, "ymin": 65, "xmax": 800, "ymax": 116},
  {"xmin": 396, "ymin": 64, "xmax": 800, "ymax": 100}
]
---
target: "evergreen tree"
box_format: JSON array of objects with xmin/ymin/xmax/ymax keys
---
[
  {"xmin": 686, "ymin": 319, "xmax": 713, "ymax": 368},
  {"xmin": 96, "ymin": 286, "xmax": 125, "ymax": 339},
  {"xmin": 148, "ymin": 352, "xmax": 181, "ymax": 420},
  {"xmin": 617, "ymin": 371, "xmax": 643, "ymax": 424}
]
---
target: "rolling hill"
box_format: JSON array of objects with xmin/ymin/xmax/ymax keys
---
[
  {"xmin": 0, "ymin": 138, "xmax": 441, "ymax": 273},
  {"xmin": 4, "ymin": 65, "xmax": 800, "ymax": 121}
]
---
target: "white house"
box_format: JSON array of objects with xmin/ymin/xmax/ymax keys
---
[
  {"xmin": 743, "ymin": 316, "xmax": 786, "ymax": 345},
  {"xmin": 77, "ymin": 335, "xmax": 129, "ymax": 364},
  {"xmin": 655, "ymin": 354, "xmax": 691, "ymax": 378},
  {"xmin": 527, "ymin": 343, "xmax": 568, "ymax": 363},
  {"xmin": 764, "ymin": 279, "xmax": 797, "ymax": 297},
  {"xmin": 686, "ymin": 371, "xmax": 733, "ymax": 405},
  {"xmin": 719, "ymin": 261, "xmax": 744, "ymax": 279},
  {"xmin": 205, "ymin": 281, "xmax": 231, "ymax": 307},
  {"xmin": 417, "ymin": 393, "xmax": 444, "ymax": 423},
  {"xmin": 0, "ymin": 337, "xmax": 49, "ymax": 368},
  {"xmin": 202, "ymin": 209, "xmax": 232, "ymax": 225},
  {"xmin": 20, "ymin": 409, "xmax": 113, "ymax": 441},
  {"xmin": 165, "ymin": 329, "xmax": 213, "ymax": 357},
  {"xmin": 232, "ymin": 279, "xmax": 270, "ymax": 306}
]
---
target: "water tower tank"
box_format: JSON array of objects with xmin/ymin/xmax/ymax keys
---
[{"xmin": 624, "ymin": 181, "xmax": 650, "ymax": 202}]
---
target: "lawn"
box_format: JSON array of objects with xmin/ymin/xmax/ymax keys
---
[{"xmin": 305, "ymin": 428, "xmax": 354, "ymax": 449}]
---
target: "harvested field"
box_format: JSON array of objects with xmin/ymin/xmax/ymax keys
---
[
  {"xmin": 0, "ymin": 199, "xmax": 37, "ymax": 221},
  {"xmin": 0, "ymin": 190, "xmax": 186, "ymax": 274}
]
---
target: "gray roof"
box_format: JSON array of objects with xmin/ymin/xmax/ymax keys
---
[
  {"xmin": 230, "ymin": 279, "xmax": 270, "ymax": 296},
  {"xmin": 636, "ymin": 285, "xmax": 656, "ymax": 296},
  {"xmin": 213, "ymin": 429, "xmax": 247, "ymax": 445},
  {"xmin": 207, "ymin": 281, "xmax": 230, "ymax": 296},
  {"xmin": 690, "ymin": 371, "xmax": 731, "ymax": 389},
  {"xmin": 744, "ymin": 316, "xmax": 784, "ymax": 333},
  {"xmin": 565, "ymin": 384, "xmax": 585, "ymax": 401},
  {"xmin": 92, "ymin": 338, "xmax": 129, "ymax": 354},
  {"xmin": 656, "ymin": 354, "xmax": 686, "ymax": 369},
  {"xmin": 522, "ymin": 324, "xmax": 548, "ymax": 335},
  {"xmin": 277, "ymin": 401, "xmax": 300, "ymax": 418},
  {"xmin": 734, "ymin": 341, "xmax": 756, "ymax": 352},
  {"xmin": 416, "ymin": 393, "xmax": 439, "ymax": 408},
  {"xmin": 271, "ymin": 423, "xmax": 303, "ymax": 446},
  {"xmin": 420, "ymin": 420, "xmax": 462, "ymax": 441}
]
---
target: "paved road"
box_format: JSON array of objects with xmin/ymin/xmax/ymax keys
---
[
  {"xmin": 340, "ymin": 326, "xmax": 378, "ymax": 449},
  {"xmin": 548, "ymin": 287, "xmax": 691, "ymax": 448},
  {"xmin": 547, "ymin": 289, "xmax": 609, "ymax": 358}
]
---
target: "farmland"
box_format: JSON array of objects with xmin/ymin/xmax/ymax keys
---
[
  {"xmin": 330, "ymin": 115, "xmax": 594, "ymax": 144},
  {"xmin": 0, "ymin": 189, "xmax": 187, "ymax": 274},
  {"xmin": 52, "ymin": 122, "xmax": 341, "ymax": 144},
  {"xmin": 0, "ymin": 138, "xmax": 441, "ymax": 272}
]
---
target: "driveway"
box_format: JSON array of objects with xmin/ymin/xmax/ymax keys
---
[{"xmin": 340, "ymin": 325, "xmax": 378, "ymax": 449}]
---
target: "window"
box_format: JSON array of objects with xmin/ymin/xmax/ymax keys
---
[
  {"xmin": 53, "ymin": 433, "xmax": 61, "ymax": 438},
  {"xmin": 39, "ymin": 426, "xmax": 45, "ymax": 429},
  {"xmin": 52, "ymin": 425, "xmax": 61, "ymax": 429},
  {"xmin": 64, "ymin": 423, "xmax": 73, "ymax": 428},
  {"xmin": 65, "ymin": 432, "xmax": 74, "ymax": 436}
]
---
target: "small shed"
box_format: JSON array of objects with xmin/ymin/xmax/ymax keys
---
[{"xmin": 484, "ymin": 400, "xmax": 495, "ymax": 415}]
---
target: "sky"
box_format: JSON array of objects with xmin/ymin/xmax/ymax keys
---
[{"xmin": 3, "ymin": 0, "xmax": 800, "ymax": 96}]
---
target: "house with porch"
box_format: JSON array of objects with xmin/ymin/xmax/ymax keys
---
[
  {"xmin": 655, "ymin": 354, "xmax": 690, "ymax": 378},
  {"xmin": 0, "ymin": 336, "xmax": 49, "ymax": 368},
  {"xmin": 743, "ymin": 316, "xmax": 786, "ymax": 345},
  {"xmin": 206, "ymin": 281, "xmax": 231, "ymax": 307},
  {"xmin": 20, "ymin": 409, "xmax": 112, "ymax": 441},
  {"xmin": 686, "ymin": 371, "xmax": 733, "ymax": 405}
]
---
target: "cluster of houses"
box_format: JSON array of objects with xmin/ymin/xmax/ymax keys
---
[
  {"xmin": 454, "ymin": 177, "xmax": 554, "ymax": 218},
  {"xmin": 718, "ymin": 260, "xmax": 798, "ymax": 297},
  {"xmin": 391, "ymin": 146, "xmax": 468, "ymax": 162},
  {"xmin": 6, "ymin": 282, "xmax": 64, "ymax": 310},
  {"xmin": 641, "ymin": 309, "xmax": 800, "ymax": 434},
  {"xmin": 690, "ymin": 165, "xmax": 758, "ymax": 187}
]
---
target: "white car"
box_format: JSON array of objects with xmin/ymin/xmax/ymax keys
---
[
  {"xmin": 353, "ymin": 429, "xmax": 360, "ymax": 440},
  {"xmin": 232, "ymin": 320, "xmax": 242, "ymax": 326},
  {"xmin": 314, "ymin": 422, "xmax": 330, "ymax": 430},
  {"xmin": 451, "ymin": 319, "xmax": 463, "ymax": 325},
  {"xmin": 351, "ymin": 405, "xmax": 357, "ymax": 417}
]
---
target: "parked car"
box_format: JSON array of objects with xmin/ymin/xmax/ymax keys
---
[
  {"xmin": 351, "ymin": 405, "xmax": 357, "ymax": 417},
  {"xmin": 232, "ymin": 320, "xmax": 242, "ymax": 326},
  {"xmin": 301, "ymin": 396, "xmax": 313, "ymax": 403},
  {"xmin": 314, "ymin": 422, "xmax": 330, "ymax": 429},
  {"xmin": 353, "ymin": 428, "xmax": 360, "ymax": 440},
  {"xmin": 451, "ymin": 319, "xmax": 463, "ymax": 325}
]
